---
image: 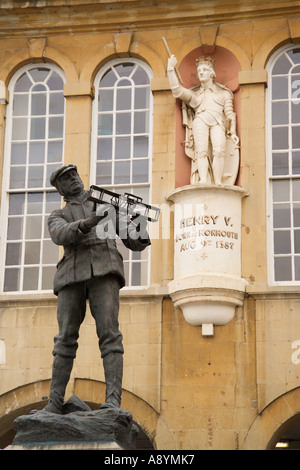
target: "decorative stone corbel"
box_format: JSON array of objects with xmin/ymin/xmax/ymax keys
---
[{"xmin": 167, "ymin": 184, "xmax": 248, "ymax": 337}]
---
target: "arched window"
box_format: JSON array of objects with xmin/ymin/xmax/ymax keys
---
[
  {"xmin": 91, "ymin": 59, "xmax": 153, "ymax": 287},
  {"xmin": 0, "ymin": 64, "xmax": 65, "ymax": 293},
  {"xmin": 267, "ymin": 46, "xmax": 300, "ymax": 284}
]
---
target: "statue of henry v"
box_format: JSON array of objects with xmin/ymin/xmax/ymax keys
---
[{"xmin": 167, "ymin": 55, "xmax": 239, "ymax": 186}]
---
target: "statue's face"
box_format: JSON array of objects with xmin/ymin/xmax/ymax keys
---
[
  {"xmin": 197, "ymin": 64, "xmax": 214, "ymax": 82},
  {"xmin": 57, "ymin": 169, "xmax": 84, "ymax": 197}
]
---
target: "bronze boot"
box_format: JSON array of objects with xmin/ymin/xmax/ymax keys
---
[
  {"xmin": 43, "ymin": 355, "xmax": 73, "ymax": 414},
  {"xmin": 101, "ymin": 352, "xmax": 123, "ymax": 409}
]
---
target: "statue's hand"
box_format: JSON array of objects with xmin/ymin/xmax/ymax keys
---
[
  {"xmin": 95, "ymin": 203, "xmax": 115, "ymax": 219},
  {"xmin": 80, "ymin": 212, "xmax": 103, "ymax": 232},
  {"xmin": 231, "ymin": 133, "xmax": 239, "ymax": 146},
  {"xmin": 80, "ymin": 207, "xmax": 115, "ymax": 233},
  {"xmin": 168, "ymin": 54, "xmax": 177, "ymax": 71}
]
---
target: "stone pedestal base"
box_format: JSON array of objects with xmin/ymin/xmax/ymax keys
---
[
  {"xmin": 6, "ymin": 441, "xmax": 123, "ymax": 450},
  {"xmin": 167, "ymin": 184, "xmax": 247, "ymax": 336},
  {"xmin": 7, "ymin": 395, "xmax": 138, "ymax": 450}
]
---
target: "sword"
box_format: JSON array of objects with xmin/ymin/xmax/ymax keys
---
[{"xmin": 162, "ymin": 36, "xmax": 184, "ymax": 85}]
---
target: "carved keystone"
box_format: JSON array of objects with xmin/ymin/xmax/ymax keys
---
[
  {"xmin": 28, "ymin": 38, "xmax": 47, "ymax": 58},
  {"xmin": 114, "ymin": 32, "xmax": 133, "ymax": 58}
]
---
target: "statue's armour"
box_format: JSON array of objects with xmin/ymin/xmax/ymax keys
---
[
  {"xmin": 190, "ymin": 86, "xmax": 234, "ymax": 128},
  {"xmin": 194, "ymin": 89, "xmax": 225, "ymax": 126},
  {"xmin": 171, "ymin": 82, "xmax": 234, "ymax": 128}
]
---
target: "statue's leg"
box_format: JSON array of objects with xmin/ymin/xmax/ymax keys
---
[
  {"xmin": 88, "ymin": 275, "xmax": 124, "ymax": 409},
  {"xmin": 43, "ymin": 355, "xmax": 74, "ymax": 414},
  {"xmin": 211, "ymin": 125, "xmax": 226, "ymax": 185},
  {"xmin": 196, "ymin": 151, "xmax": 209, "ymax": 183},
  {"xmin": 212, "ymin": 151, "xmax": 224, "ymax": 185},
  {"xmin": 193, "ymin": 118, "xmax": 209, "ymax": 184},
  {"xmin": 44, "ymin": 283, "xmax": 87, "ymax": 413}
]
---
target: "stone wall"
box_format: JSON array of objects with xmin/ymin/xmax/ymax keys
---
[{"xmin": 0, "ymin": 0, "xmax": 300, "ymax": 450}]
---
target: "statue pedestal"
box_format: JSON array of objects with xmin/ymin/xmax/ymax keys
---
[
  {"xmin": 167, "ymin": 184, "xmax": 247, "ymax": 336},
  {"xmin": 6, "ymin": 396, "xmax": 138, "ymax": 450}
]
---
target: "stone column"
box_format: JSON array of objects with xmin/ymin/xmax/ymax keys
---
[{"xmin": 63, "ymin": 81, "xmax": 94, "ymax": 188}]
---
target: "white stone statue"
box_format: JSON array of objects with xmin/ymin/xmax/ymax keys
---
[{"xmin": 167, "ymin": 55, "xmax": 240, "ymax": 185}]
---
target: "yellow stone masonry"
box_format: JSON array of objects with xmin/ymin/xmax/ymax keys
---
[{"xmin": 0, "ymin": 0, "xmax": 300, "ymax": 450}]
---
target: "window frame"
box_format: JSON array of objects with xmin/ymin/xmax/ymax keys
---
[
  {"xmin": 91, "ymin": 58, "xmax": 154, "ymax": 289},
  {"xmin": 0, "ymin": 63, "xmax": 66, "ymax": 294},
  {"xmin": 266, "ymin": 44, "xmax": 300, "ymax": 285}
]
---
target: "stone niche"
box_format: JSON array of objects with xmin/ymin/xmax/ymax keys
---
[
  {"xmin": 166, "ymin": 45, "xmax": 246, "ymax": 336},
  {"xmin": 167, "ymin": 184, "xmax": 247, "ymax": 336}
]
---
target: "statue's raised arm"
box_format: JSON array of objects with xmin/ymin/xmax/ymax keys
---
[{"xmin": 167, "ymin": 55, "xmax": 193, "ymax": 103}]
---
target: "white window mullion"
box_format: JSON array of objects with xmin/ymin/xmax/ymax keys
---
[
  {"xmin": 290, "ymin": 179, "xmax": 295, "ymax": 281},
  {"xmin": 19, "ymin": 192, "xmax": 27, "ymax": 292},
  {"xmin": 43, "ymin": 84, "xmax": 50, "ymax": 188},
  {"xmin": 38, "ymin": 192, "xmax": 46, "ymax": 291},
  {"xmin": 112, "ymin": 79, "xmax": 117, "ymax": 185},
  {"xmin": 130, "ymin": 81, "xmax": 135, "ymax": 185}
]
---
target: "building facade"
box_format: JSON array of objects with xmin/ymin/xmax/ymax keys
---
[{"xmin": 0, "ymin": 0, "xmax": 300, "ymax": 450}]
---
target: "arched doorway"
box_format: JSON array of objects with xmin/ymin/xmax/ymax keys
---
[
  {"xmin": 267, "ymin": 413, "xmax": 300, "ymax": 450},
  {"xmin": 242, "ymin": 387, "xmax": 300, "ymax": 450}
]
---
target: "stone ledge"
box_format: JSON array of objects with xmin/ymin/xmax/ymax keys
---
[
  {"xmin": 238, "ymin": 69, "xmax": 268, "ymax": 85},
  {"xmin": 151, "ymin": 77, "xmax": 170, "ymax": 92},
  {"xmin": 0, "ymin": 286, "xmax": 169, "ymax": 306},
  {"xmin": 246, "ymin": 283, "xmax": 300, "ymax": 299}
]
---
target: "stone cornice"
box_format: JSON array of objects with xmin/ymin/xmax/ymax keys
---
[{"xmin": 0, "ymin": 1, "xmax": 299, "ymax": 38}]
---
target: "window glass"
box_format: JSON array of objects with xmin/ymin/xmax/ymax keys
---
[
  {"xmin": 13, "ymin": 94, "xmax": 28, "ymax": 116},
  {"xmin": 47, "ymin": 71, "xmax": 64, "ymax": 91},
  {"xmin": 11, "ymin": 143, "xmax": 27, "ymax": 164},
  {"xmin": 31, "ymin": 91, "xmax": 47, "ymax": 115},
  {"xmin": 272, "ymin": 152, "xmax": 289, "ymax": 175}
]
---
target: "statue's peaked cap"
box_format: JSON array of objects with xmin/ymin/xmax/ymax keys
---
[{"xmin": 50, "ymin": 164, "xmax": 78, "ymax": 187}]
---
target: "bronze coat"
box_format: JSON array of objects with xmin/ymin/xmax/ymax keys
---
[{"xmin": 48, "ymin": 191, "xmax": 150, "ymax": 295}]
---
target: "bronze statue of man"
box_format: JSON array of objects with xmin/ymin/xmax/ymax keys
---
[{"xmin": 44, "ymin": 164, "xmax": 150, "ymax": 414}]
